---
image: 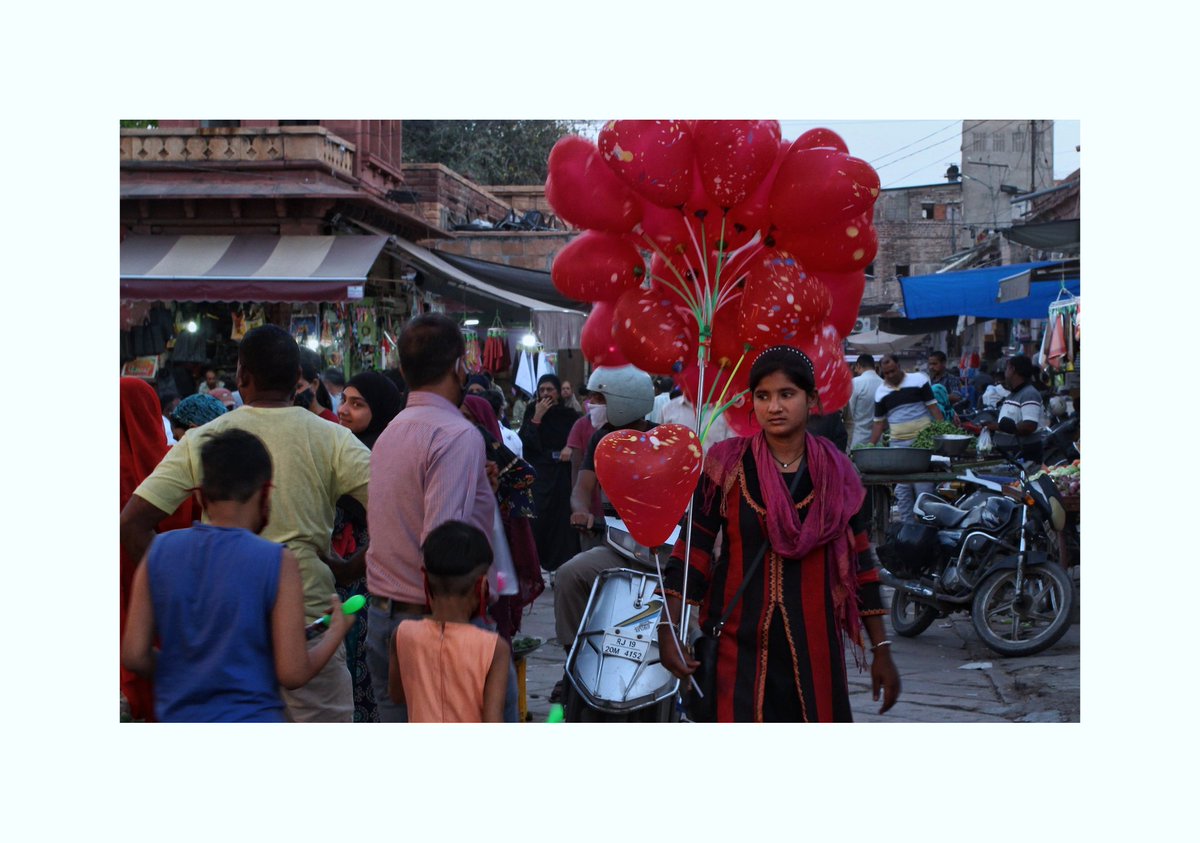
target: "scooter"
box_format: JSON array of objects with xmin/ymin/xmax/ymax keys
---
[{"xmin": 561, "ymin": 518, "xmax": 689, "ymax": 722}]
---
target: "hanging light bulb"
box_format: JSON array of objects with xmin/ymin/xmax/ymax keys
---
[
  {"xmin": 463, "ymin": 319, "xmax": 480, "ymax": 327},
  {"xmin": 305, "ymin": 336, "xmax": 320, "ymax": 351},
  {"xmin": 520, "ymin": 332, "xmax": 538, "ymax": 348},
  {"xmin": 186, "ymin": 320, "xmax": 198, "ymax": 333}
]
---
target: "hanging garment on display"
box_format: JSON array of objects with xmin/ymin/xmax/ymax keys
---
[
  {"xmin": 534, "ymin": 351, "xmax": 555, "ymax": 384},
  {"xmin": 230, "ymin": 306, "xmax": 248, "ymax": 342},
  {"xmin": 515, "ymin": 349, "xmax": 536, "ymax": 397},
  {"xmin": 463, "ymin": 327, "xmax": 482, "ymax": 373}
]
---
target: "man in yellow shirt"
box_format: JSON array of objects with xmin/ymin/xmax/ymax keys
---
[{"xmin": 120, "ymin": 325, "xmax": 371, "ymax": 722}]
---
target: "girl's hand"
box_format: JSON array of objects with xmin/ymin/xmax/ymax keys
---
[
  {"xmin": 658, "ymin": 624, "xmax": 700, "ymax": 679},
  {"xmin": 870, "ymin": 646, "xmax": 901, "ymax": 714}
]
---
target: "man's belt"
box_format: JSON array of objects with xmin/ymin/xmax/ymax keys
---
[{"xmin": 369, "ymin": 595, "xmax": 428, "ymax": 616}]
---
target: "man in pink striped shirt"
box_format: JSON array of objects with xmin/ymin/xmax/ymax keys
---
[{"xmin": 365, "ymin": 313, "xmax": 503, "ymax": 722}]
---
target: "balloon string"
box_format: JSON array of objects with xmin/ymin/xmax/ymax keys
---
[
  {"xmin": 702, "ymin": 348, "xmax": 751, "ymax": 441},
  {"xmin": 713, "ymin": 238, "xmax": 766, "ymax": 312},
  {"xmin": 638, "ymin": 232, "xmax": 704, "ymax": 318},
  {"xmin": 677, "ymin": 351, "xmax": 707, "ymax": 648},
  {"xmin": 647, "ymin": 267, "xmax": 704, "ymax": 324},
  {"xmin": 681, "ymin": 215, "xmax": 712, "ymax": 321},
  {"xmin": 712, "ymin": 214, "xmax": 730, "ymax": 300}
]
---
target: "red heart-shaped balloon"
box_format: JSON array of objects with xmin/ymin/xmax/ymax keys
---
[
  {"xmin": 551, "ymin": 231, "xmax": 646, "ymax": 303},
  {"xmin": 737, "ymin": 250, "xmax": 830, "ymax": 350},
  {"xmin": 598, "ymin": 120, "xmax": 695, "ymax": 208},
  {"xmin": 769, "ymin": 147, "xmax": 880, "ymax": 231},
  {"xmin": 692, "ymin": 119, "xmax": 782, "ymax": 208},
  {"xmin": 593, "ymin": 423, "xmax": 703, "ymax": 547},
  {"xmin": 612, "ymin": 286, "xmax": 695, "ymax": 375},
  {"xmin": 580, "ymin": 301, "xmax": 628, "ymax": 367},
  {"xmin": 775, "ymin": 212, "xmax": 878, "ymax": 273},
  {"xmin": 545, "ymin": 135, "xmax": 642, "ymax": 233}
]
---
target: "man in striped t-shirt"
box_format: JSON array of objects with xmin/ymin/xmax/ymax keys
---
[{"xmin": 869, "ymin": 355, "xmax": 944, "ymax": 522}]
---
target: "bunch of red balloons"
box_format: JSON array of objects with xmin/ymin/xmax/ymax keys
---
[
  {"xmin": 548, "ymin": 120, "xmax": 880, "ymax": 438},
  {"xmin": 546, "ymin": 120, "xmax": 880, "ymax": 545}
]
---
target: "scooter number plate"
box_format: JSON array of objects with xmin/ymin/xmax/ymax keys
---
[{"xmin": 602, "ymin": 633, "xmax": 649, "ymax": 663}]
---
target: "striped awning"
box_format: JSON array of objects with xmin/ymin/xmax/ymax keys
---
[{"xmin": 120, "ymin": 234, "xmax": 388, "ymax": 301}]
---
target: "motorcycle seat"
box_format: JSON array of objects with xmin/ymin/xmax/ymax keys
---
[{"xmin": 915, "ymin": 494, "xmax": 971, "ymax": 528}]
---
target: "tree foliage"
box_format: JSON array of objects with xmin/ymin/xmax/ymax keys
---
[
  {"xmin": 402, "ymin": 120, "xmax": 593, "ymax": 185},
  {"xmin": 120, "ymin": 120, "xmax": 158, "ymax": 129}
]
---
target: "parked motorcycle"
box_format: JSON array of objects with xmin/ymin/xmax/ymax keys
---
[
  {"xmin": 877, "ymin": 445, "xmax": 1075, "ymax": 657},
  {"xmin": 561, "ymin": 518, "xmax": 688, "ymax": 721}
]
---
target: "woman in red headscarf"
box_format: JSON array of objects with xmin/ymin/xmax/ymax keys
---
[
  {"xmin": 658, "ymin": 347, "xmax": 901, "ymax": 722},
  {"xmin": 119, "ymin": 377, "xmax": 195, "ymax": 721}
]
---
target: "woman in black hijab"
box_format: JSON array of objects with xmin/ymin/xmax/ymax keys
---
[
  {"xmin": 329, "ymin": 370, "xmax": 403, "ymax": 722},
  {"xmin": 338, "ymin": 371, "xmax": 404, "ymax": 449},
  {"xmin": 519, "ymin": 373, "xmax": 582, "ymax": 572}
]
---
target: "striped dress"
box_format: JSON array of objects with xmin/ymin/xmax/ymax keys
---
[{"xmin": 664, "ymin": 454, "xmax": 882, "ymax": 722}]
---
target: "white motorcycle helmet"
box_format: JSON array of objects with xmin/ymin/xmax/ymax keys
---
[{"xmin": 586, "ymin": 366, "xmax": 655, "ymax": 426}]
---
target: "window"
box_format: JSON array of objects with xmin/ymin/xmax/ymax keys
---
[
  {"xmin": 895, "ymin": 264, "xmax": 910, "ymax": 278},
  {"xmin": 972, "ymin": 133, "xmax": 986, "ymax": 153},
  {"xmin": 1012, "ymin": 130, "xmax": 1027, "ymax": 153},
  {"xmin": 992, "ymin": 132, "xmax": 1005, "ymax": 153},
  {"xmin": 200, "ymin": 120, "xmax": 240, "ymax": 128},
  {"xmin": 921, "ymin": 203, "xmax": 936, "ymax": 220}
]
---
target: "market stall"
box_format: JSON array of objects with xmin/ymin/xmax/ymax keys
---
[{"xmin": 119, "ymin": 234, "xmax": 415, "ymax": 394}]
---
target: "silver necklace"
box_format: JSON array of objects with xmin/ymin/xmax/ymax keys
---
[{"xmin": 772, "ymin": 449, "xmax": 805, "ymax": 469}]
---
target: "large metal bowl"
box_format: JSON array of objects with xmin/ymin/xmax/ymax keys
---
[
  {"xmin": 851, "ymin": 446, "xmax": 933, "ymax": 474},
  {"xmin": 934, "ymin": 434, "xmax": 973, "ymax": 457}
]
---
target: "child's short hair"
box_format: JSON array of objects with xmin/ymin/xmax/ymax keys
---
[
  {"xmin": 200, "ymin": 429, "xmax": 273, "ymax": 503},
  {"xmin": 421, "ymin": 520, "xmax": 492, "ymax": 596}
]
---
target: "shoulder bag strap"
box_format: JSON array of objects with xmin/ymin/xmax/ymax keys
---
[{"xmin": 709, "ymin": 463, "xmax": 806, "ymax": 637}]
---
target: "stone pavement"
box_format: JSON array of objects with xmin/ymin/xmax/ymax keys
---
[{"xmin": 513, "ymin": 571, "xmax": 1079, "ymax": 724}]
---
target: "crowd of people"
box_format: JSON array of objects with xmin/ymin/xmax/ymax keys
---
[{"xmin": 123, "ymin": 309, "xmax": 1067, "ymax": 723}]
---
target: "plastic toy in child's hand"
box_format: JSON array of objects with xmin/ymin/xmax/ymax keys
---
[{"xmin": 305, "ymin": 594, "xmax": 367, "ymax": 640}]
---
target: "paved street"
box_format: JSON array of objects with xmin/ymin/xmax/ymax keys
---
[{"xmin": 515, "ymin": 572, "xmax": 1079, "ymax": 724}]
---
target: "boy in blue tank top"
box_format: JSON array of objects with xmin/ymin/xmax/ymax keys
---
[{"xmin": 121, "ymin": 429, "xmax": 354, "ymax": 722}]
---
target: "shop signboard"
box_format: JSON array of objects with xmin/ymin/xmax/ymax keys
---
[{"xmin": 121, "ymin": 356, "xmax": 159, "ymax": 379}]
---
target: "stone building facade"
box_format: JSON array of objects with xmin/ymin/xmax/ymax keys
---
[
  {"xmin": 960, "ymin": 119, "xmax": 1055, "ymax": 231},
  {"xmin": 867, "ymin": 182, "xmax": 964, "ymax": 310}
]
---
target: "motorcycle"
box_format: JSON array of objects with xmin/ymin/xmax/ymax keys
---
[
  {"xmin": 561, "ymin": 518, "xmax": 689, "ymax": 721},
  {"xmin": 876, "ymin": 444, "xmax": 1075, "ymax": 657}
]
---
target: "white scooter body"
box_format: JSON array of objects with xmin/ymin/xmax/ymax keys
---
[{"xmin": 563, "ymin": 519, "xmax": 688, "ymax": 718}]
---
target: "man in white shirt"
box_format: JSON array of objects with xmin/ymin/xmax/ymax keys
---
[
  {"xmin": 848, "ymin": 353, "xmax": 883, "ymax": 450},
  {"xmin": 646, "ymin": 376, "xmax": 673, "ymax": 424},
  {"xmin": 659, "ymin": 392, "xmax": 734, "ymax": 452}
]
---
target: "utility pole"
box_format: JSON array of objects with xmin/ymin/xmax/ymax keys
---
[{"xmin": 1030, "ymin": 120, "xmax": 1037, "ymax": 192}]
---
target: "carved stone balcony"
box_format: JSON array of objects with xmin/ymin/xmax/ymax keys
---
[{"xmin": 120, "ymin": 126, "xmax": 356, "ymax": 178}]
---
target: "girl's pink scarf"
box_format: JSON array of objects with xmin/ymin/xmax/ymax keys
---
[{"xmin": 704, "ymin": 431, "xmax": 867, "ymax": 648}]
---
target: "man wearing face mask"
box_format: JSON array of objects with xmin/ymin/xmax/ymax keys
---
[
  {"xmin": 552, "ymin": 366, "xmax": 656, "ymax": 665},
  {"xmin": 364, "ymin": 313, "xmax": 510, "ymax": 722}
]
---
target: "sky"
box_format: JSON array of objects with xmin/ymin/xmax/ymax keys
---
[
  {"xmin": 778, "ymin": 120, "xmax": 1079, "ymax": 189},
  {"xmin": 584, "ymin": 120, "xmax": 1080, "ymax": 191}
]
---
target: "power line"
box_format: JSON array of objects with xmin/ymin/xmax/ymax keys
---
[{"xmin": 869, "ymin": 120, "xmax": 962, "ymax": 168}]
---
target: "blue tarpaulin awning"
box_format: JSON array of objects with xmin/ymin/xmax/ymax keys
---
[{"xmin": 900, "ymin": 260, "xmax": 1079, "ymax": 320}]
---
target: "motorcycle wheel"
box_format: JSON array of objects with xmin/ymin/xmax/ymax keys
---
[
  {"xmin": 890, "ymin": 589, "xmax": 938, "ymax": 637},
  {"xmin": 971, "ymin": 562, "xmax": 1075, "ymax": 657}
]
